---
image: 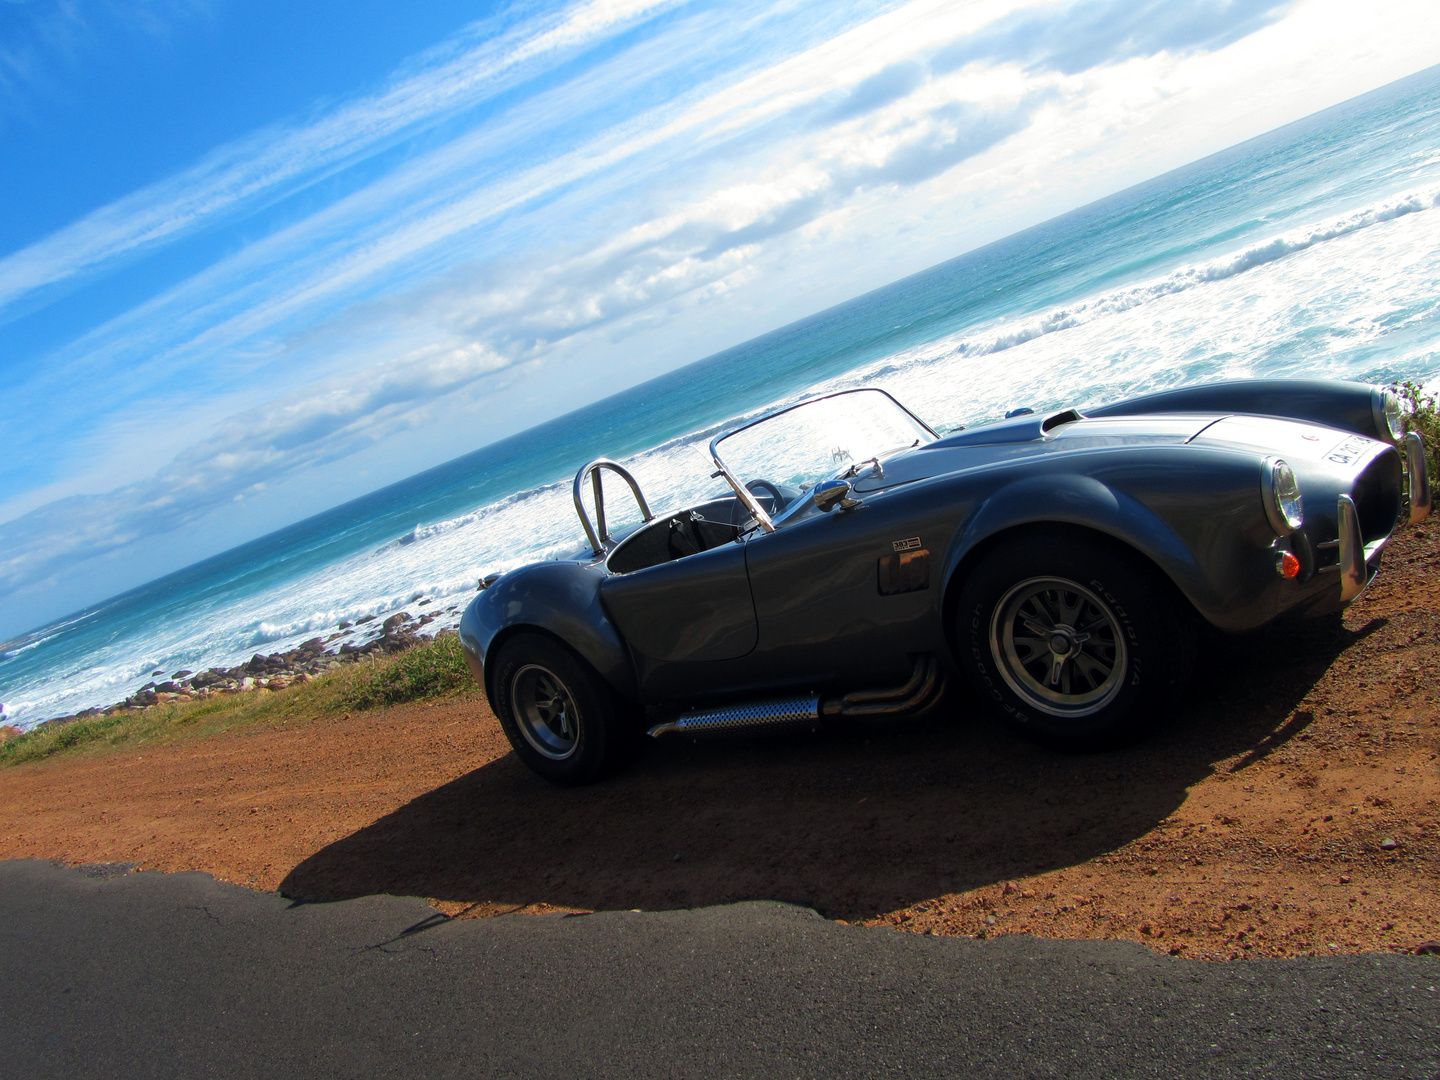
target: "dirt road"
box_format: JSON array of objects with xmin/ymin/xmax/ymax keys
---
[{"xmin": 3, "ymin": 524, "xmax": 1437, "ymax": 961}]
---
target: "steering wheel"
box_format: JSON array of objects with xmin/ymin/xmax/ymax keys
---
[
  {"xmin": 729, "ymin": 478, "xmax": 787, "ymax": 527},
  {"xmin": 746, "ymin": 479, "xmax": 787, "ymax": 512}
]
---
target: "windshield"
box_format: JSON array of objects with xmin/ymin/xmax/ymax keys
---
[{"xmin": 712, "ymin": 389, "xmax": 936, "ymax": 498}]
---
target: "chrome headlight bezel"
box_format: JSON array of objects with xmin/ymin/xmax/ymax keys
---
[
  {"xmin": 1262, "ymin": 457, "xmax": 1304, "ymax": 536},
  {"xmin": 1371, "ymin": 386, "xmax": 1405, "ymax": 444}
]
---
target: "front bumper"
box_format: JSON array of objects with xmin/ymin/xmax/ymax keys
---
[{"xmin": 1333, "ymin": 431, "xmax": 1429, "ymax": 604}]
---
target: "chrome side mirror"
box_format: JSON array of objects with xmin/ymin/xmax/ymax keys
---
[{"xmin": 813, "ymin": 479, "xmax": 859, "ymax": 513}]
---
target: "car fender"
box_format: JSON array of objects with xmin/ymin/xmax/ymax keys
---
[
  {"xmin": 458, "ymin": 561, "xmax": 637, "ymax": 704},
  {"xmin": 940, "ymin": 472, "xmax": 1211, "ymax": 616}
]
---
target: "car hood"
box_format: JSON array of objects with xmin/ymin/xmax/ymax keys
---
[
  {"xmin": 853, "ymin": 410, "xmax": 1385, "ymax": 492},
  {"xmin": 1187, "ymin": 415, "xmax": 1385, "ymax": 466}
]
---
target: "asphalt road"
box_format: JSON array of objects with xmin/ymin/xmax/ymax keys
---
[{"xmin": 1, "ymin": 860, "xmax": 1436, "ymax": 1079}]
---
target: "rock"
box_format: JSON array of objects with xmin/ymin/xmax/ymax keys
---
[
  {"xmin": 239, "ymin": 677, "xmax": 256, "ymax": 690},
  {"xmin": 1415, "ymin": 940, "xmax": 1440, "ymax": 956},
  {"xmin": 382, "ymin": 612, "xmax": 412, "ymax": 632},
  {"xmin": 417, "ymin": 614, "xmax": 435, "ymax": 626},
  {"xmin": 155, "ymin": 681, "xmax": 180, "ymax": 694},
  {"xmin": 1379, "ymin": 838, "xmax": 1400, "ymax": 850},
  {"xmin": 0, "ymin": 725, "xmax": 22, "ymax": 742},
  {"xmin": 338, "ymin": 620, "xmax": 353, "ymax": 630},
  {"xmin": 354, "ymin": 615, "xmax": 376, "ymax": 625},
  {"xmin": 299, "ymin": 637, "xmax": 325, "ymax": 653},
  {"xmin": 171, "ymin": 670, "xmax": 193, "ymax": 679}
]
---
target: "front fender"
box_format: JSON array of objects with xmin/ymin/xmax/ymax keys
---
[
  {"xmin": 942, "ymin": 472, "xmax": 1212, "ymax": 612},
  {"xmin": 458, "ymin": 561, "xmax": 638, "ymax": 705}
]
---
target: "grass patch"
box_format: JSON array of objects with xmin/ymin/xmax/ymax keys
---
[
  {"xmin": 0, "ymin": 632, "xmax": 477, "ymax": 768},
  {"xmin": 336, "ymin": 631, "xmax": 472, "ymax": 711}
]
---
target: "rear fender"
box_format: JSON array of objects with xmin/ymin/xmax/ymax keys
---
[{"xmin": 458, "ymin": 562, "xmax": 637, "ymax": 705}]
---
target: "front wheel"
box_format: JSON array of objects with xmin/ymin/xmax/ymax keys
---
[
  {"xmin": 955, "ymin": 533, "xmax": 1195, "ymax": 751},
  {"xmin": 491, "ymin": 632, "xmax": 633, "ymax": 785}
]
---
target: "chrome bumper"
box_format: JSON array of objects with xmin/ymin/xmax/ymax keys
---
[
  {"xmin": 1405, "ymin": 431, "xmax": 1431, "ymax": 525},
  {"xmin": 1334, "ymin": 433, "xmax": 1429, "ymax": 605},
  {"xmin": 1336, "ymin": 496, "xmax": 1371, "ymax": 604}
]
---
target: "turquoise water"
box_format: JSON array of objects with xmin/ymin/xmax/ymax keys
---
[{"xmin": 4, "ymin": 65, "xmax": 1440, "ymax": 726}]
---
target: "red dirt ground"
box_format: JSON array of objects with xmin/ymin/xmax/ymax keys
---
[{"xmin": 3, "ymin": 524, "xmax": 1437, "ymax": 961}]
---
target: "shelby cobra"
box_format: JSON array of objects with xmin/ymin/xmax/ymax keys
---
[{"xmin": 459, "ymin": 379, "xmax": 1430, "ymax": 785}]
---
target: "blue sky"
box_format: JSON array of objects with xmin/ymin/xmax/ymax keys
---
[{"xmin": 1, "ymin": 0, "xmax": 1435, "ymax": 634}]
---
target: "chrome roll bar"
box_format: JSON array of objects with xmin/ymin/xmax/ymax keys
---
[{"xmin": 573, "ymin": 458, "xmax": 653, "ymax": 556}]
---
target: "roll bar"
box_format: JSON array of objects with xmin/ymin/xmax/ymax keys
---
[{"xmin": 573, "ymin": 458, "xmax": 653, "ymax": 556}]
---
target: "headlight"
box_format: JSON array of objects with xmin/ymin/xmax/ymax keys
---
[
  {"xmin": 1372, "ymin": 387, "xmax": 1405, "ymax": 443},
  {"xmin": 1262, "ymin": 457, "xmax": 1304, "ymax": 536}
]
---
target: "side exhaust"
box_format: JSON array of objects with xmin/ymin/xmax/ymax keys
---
[
  {"xmin": 821, "ymin": 655, "xmax": 940, "ymax": 717},
  {"xmin": 646, "ymin": 695, "xmax": 821, "ymax": 738},
  {"xmin": 647, "ymin": 656, "xmax": 945, "ymax": 739}
]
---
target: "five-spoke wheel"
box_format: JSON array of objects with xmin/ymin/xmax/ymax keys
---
[
  {"xmin": 491, "ymin": 632, "xmax": 635, "ymax": 785},
  {"xmin": 509, "ymin": 663, "xmax": 581, "ymax": 759}
]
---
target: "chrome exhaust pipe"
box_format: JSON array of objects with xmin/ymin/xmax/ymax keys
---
[
  {"xmin": 823, "ymin": 655, "xmax": 941, "ymax": 717},
  {"xmin": 647, "ymin": 657, "xmax": 946, "ymax": 739},
  {"xmin": 647, "ymin": 695, "xmax": 820, "ymax": 738}
]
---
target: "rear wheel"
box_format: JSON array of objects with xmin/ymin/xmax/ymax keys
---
[
  {"xmin": 955, "ymin": 533, "xmax": 1195, "ymax": 750},
  {"xmin": 491, "ymin": 632, "xmax": 633, "ymax": 785}
]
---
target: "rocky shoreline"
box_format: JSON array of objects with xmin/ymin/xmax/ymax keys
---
[{"xmin": 27, "ymin": 608, "xmax": 452, "ymax": 732}]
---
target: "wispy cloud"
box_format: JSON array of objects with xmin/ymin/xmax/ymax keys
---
[
  {"xmin": 0, "ymin": 0, "xmax": 684, "ymax": 313},
  {"xmin": 0, "ymin": 0, "xmax": 212, "ymax": 118}
]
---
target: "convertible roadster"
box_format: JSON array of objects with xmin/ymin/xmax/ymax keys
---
[{"xmin": 459, "ymin": 378, "xmax": 1429, "ymax": 785}]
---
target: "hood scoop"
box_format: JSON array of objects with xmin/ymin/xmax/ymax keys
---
[{"xmin": 929, "ymin": 409, "xmax": 1083, "ymax": 449}]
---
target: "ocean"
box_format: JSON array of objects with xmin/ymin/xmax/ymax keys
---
[{"xmin": 4, "ymin": 65, "xmax": 1440, "ymax": 729}]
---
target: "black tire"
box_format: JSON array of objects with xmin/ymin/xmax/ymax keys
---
[
  {"xmin": 490, "ymin": 632, "xmax": 634, "ymax": 785},
  {"xmin": 954, "ymin": 532, "xmax": 1195, "ymax": 751}
]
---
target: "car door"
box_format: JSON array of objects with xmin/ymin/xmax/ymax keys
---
[
  {"xmin": 598, "ymin": 541, "xmax": 759, "ymax": 699},
  {"xmin": 741, "ymin": 485, "xmax": 957, "ymax": 692}
]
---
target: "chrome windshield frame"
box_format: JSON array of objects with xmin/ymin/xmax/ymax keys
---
[{"xmin": 707, "ymin": 388, "xmax": 939, "ymax": 534}]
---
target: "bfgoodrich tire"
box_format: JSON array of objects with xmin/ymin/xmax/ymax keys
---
[
  {"xmin": 490, "ymin": 632, "xmax": 634, "ymax": 786},
  {"xmin": 955, "ymin": 532, "xmax": 1195, "ymax": 751}
]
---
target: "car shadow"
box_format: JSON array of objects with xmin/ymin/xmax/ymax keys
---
[{"xmin": 279, "ymin": 612, "xmax": 1376, "ymax": 922}]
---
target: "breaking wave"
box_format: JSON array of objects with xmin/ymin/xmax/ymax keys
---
[{"xmin": 931, "ymin": 185, "xmax": 1440, "ymax": 365}]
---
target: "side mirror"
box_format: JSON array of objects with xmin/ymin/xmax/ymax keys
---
[{"xmin": 813, "ymin": 479, "xmax": 859, "ymax": 513}]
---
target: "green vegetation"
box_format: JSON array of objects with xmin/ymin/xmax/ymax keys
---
[
  {"xmin": 334, "ymin": 630, "xmax": 473, "ymax": 710},
  {"xmin": 1391, "ymin": 379, "xmax": 1440, "ymax": 479},
  {"xmin": 0, "ymin": 631, "xmax": 477, "ymax": 769}
]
